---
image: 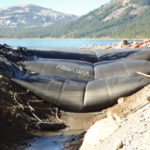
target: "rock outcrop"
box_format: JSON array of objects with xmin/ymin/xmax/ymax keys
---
[{"xmin": 80, "ymin": 84, "xmax": 150, "ymax": 150}]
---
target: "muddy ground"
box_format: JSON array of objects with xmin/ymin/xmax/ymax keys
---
[{"xmin": 0, "ymin": 76, "xmax": 62, "ymax": 150}]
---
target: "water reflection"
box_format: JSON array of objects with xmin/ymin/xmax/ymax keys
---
[
  {"xmin": 24, "ymin": 113, "xmax": 96, "ymax": 150},
  {"xmin": 61, "ymin": 112, "xmax": 95, "ymax": 131},
  {"xmin": 25, "ymin": 135, "xmax": 74, "ymax": 150}
]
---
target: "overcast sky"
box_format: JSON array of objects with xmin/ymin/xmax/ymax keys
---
[{"xmin": 0, "ymin": 0, "xmax": 111, "ymax": 16}]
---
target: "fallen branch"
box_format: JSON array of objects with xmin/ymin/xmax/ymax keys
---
[
  {"xmin": 14, "ymin": 92, "xmax": 67, "ymax": 130},
  {"xmin": 13, "ymin": 92, "xmax": 24, "ymax": 110},
  {"xmin": 137, "ymin": 72, "xmax": 150, "ymax": 78},
  {"xmin": 27, "ymin": 102, "xmax": 42, "ymax": 122},
  {"xmin": 27, "ymin": 102, "xmax": 67, "ymax": 130}
]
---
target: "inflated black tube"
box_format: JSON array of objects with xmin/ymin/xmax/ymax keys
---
[
  {"xmin": 20, "ymin": 58, "xmax": 150, "ymax": 80},
  {"xmin": 83, "ymin": 74, "xmax": 150, "ymax": 112},
  {"xmin": 26, "ymin": 49, "xmax": 97, "ymax": 63},
  {"xmin": 94, "ymin": 59, "xmax": 150, "ymax": 79},
  {"xmin": 96, "ymin": 49, "xmax": 150, "ymax": 62},
  {"xmin": 25, "ymin": 48, "xmax": 150, "ymax": 62},
  {"xmin": 1, "ymin": 44, "xmax": 150, "ymax": 112},
  {"xmin": 12, "ymin": 74, "xmax": 150, "ymax": 112},
  {"xmin": 20, "ymin": 59, "xmax": 94, "ymax": 80},
  {"xmin": 1, "ymin": 44, "xmax": 150, "ymax": 63},
  {"xmin": 12, "ymin": 75, "xmax": 87, "ymax": 112}
]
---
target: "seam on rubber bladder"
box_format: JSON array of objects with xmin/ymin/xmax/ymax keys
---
[
  {"xmin": 93, "ymin": 64, "xmax": 95, "ymax": 79},
  {"xmin": 41, "ymin": 62, "xmax": 47, "ymax": 74},
  {"xmin": 93, "ymin": 50, "xmax": 98, "ymax": 63},
  {"xmin": 103, "ymin": 77, "xmax": 112, "ymax": 101},
  {"xmin": 120, "ymin": 62, "xmax": 130, "ymax": 75},
  {"xmin": 57, "ymin": 78, "xmax": 65, "ymax": 107},
  {"xmin": 82, "ymin": 81, "xmax": 88, "ymax": 111}
]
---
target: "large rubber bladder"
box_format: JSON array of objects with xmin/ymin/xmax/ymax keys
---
[
  {"xmin": 1, "ymin": 44, "xmax": 150, "ymax": 62},
  {"xmin": 20, "ymin": 58, "xmax": 150, "ymax": 80},
  {"xmin": 0, "ymin": 44, "xmax": 150, "ymax": 112},
  {"xmin": 12, "ymin": 74, "xmax": 150, "ymax": 112},
  {"xmin": 25, "ymin": 48, "xmax": 150, "ymax": 62}
]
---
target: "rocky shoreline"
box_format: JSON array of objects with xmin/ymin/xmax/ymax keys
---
[
  {"xmin": 80, "ymin": 39, "xmax": 150, "ymax": 50},
  {"xmin": 80, "ymin": 84, "xmax": 150, "ymax": 150}
]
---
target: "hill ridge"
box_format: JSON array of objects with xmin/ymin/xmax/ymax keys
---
[
  {"xmin": 0, "ymin": 0, "xmax": 150, "ymax": 38},
  {"xmin": 0, "ymin": 4, "xmax": 76, "ymax": 28}
]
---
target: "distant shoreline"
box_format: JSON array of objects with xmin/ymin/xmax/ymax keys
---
[
  {"xmin": 80, "ymin": 39, "xmax": 150, "ymax": 50},
  {"xmin": 0, "ymin": 37, "xmax": 145, "ymax": 40},
  {"xmin": 0, "ymin": 38, "xmax": 144, "ymax": 49}
]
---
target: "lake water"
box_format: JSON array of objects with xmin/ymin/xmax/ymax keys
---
[{"xmin": 0, "ymin": 39, "xmax": 127, "ymax": 48}]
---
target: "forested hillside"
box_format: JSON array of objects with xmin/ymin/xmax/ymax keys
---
[{"xmin": 0, "ymin": 0, "xmax": 150, "ymax": 38}]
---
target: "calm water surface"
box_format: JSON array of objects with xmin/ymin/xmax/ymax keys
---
[{"xmin": 0, "ymin": 39, "xmax": 124, "ymax": 48}]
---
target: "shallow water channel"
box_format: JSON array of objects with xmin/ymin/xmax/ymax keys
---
[{"xmin": 24, "ymin": 112, "xmax": 97, "ymax": 150}]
